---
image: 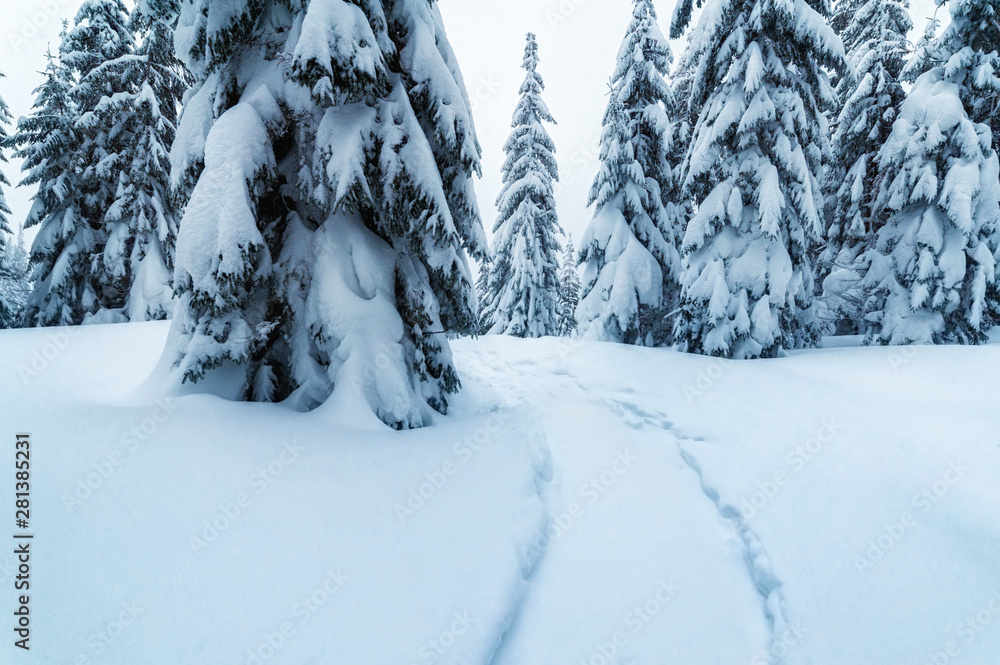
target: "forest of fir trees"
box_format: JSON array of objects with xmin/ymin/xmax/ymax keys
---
[{"xmin": 0, "ymin": 0, "xmax": 997, "ymax": 427}]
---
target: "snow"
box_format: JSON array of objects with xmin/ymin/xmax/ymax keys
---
[
  {"xmin": 173, "ymin": 102, "xmax": 271, "ymax": 291},
  {"xmin": 5, "ymin": 322, "xmax": 1000, "ymax": 663}
]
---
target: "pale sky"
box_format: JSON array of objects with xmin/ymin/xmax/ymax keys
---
[{"xmin": 1, "ymin": 0, "xmax": 943, "ymax": 247}]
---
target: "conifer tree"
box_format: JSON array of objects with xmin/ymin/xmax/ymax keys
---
[
  {"xmin": 578, "ymin": 0, "xmax": 681, "ymax": 345},
  {"xmin": 0, "ymin": 231, "xmax": 30, "ymax": 329},
  {"xmin": 0, "ymin": 80, "xmax": 18, "ymax": 327},
  {"xmin": 60, "ymin": 0, "xmax": 138, "ymax": 321},
  {"xmin": 61, "ymin": 0, "xmax": 135, "ymax": 230},
  {"xmin": 0, "ymin": 76, "xmax": 10, "ymax": 241},
  {"xmin": 10, "ymin": 50, "xmax": 94, "ymax": 327},
  {"xmin": 161, "ymin": 0, "xmax": 488, "ymax": 428},
  {"xmin": 578, "ymin": 91, "xmax": 665, "ymax": 344},
  {"xmin": 92, "ymin": 5, "xmax": 188, "ymax": 321},
  {"xmin": 858, "ymin": 0, "xmax": 1000, "ymax": 345},
  {"xmin": 557, "ymin": 236, "xmax": 581, "ymax": 337},
  {"xmin": 485, "ymin": 33, "xmax": 562, "ymax": 338},
  {"xmin": 476, "ymin": 259, "xmax": 495, "ymax": 335},
  {"xmin": 939, "ymin": 0, "xmax": 1000, "ymax": 156},
  {"xmin": 615, "ymin": 0, "xmax": 685, "ymax": 342},
  {"xmin": 671, "ymin": 0, "xmax": 844, "ymax": 358},
  {"xmin": 820, "ymin": 0, "xmax": 912, "ymax": 331}
]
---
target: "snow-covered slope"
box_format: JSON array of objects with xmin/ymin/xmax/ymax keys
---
[{"xmin": 2, "ymin": 322, "xmax": 999, "ymax": 664}]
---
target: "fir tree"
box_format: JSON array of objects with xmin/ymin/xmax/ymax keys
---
[
  {"xmin": 60, "ymin": 0, "xmax": 135, "ymax": 224},
  {"xmin": 161, "ymin": 0, "xmax": 488, "ymax": 428},
  {"xmin": 858, "ymin": 0, "xmax": 1000, "ymax": 345},
  {"xmin": 0, "ymin": 75, "xmax": 10, "ymax": 241},
  {"xmin": 578, "ymin": 0, "xmax": 681, "ymax": 345},
  {"xmin": 61, "ymin": 0, "xmax": 137, "ymax": 321},
  {"xmin": 476, "ymin": 258, "xmax": 495, "ymax": 335},
  {"xmin": 10, "ymin": 49, "xmax": 95, "ymax": 327},
  {"xmin": 938, "ymin": 0, "xmax": 1000, "ymax": 157},
  {"xmin": 92, "ymin": 5, "xmax": 188, "ymax": 321},
  {"xmin": 0, "ymin": 80, "xmax": 20, "ymax": 327},
  {"xmin": 557, "ymin": 236, "xmax": 581, "ymax": 337},
  {"xmin": 615, "ymin": 0, "xmax": 685, "ymax": 342},
  {"xmin": 577, "ymin": 91, "xmax": 665, "ymax": 344},
  {"xmin": 820, "ymin": 0, "xmax": 912, "ymax": 331},
  {"xmin": 671, "ymin": 0, "xmax": 845, "ymax": 358},
  {"xmin": 0, "ymin": 231, "xmax": 30, "ymax": 329},
  {"xmin": 485, "ymin": 33, "xmax": 562, "ymax": 338}
]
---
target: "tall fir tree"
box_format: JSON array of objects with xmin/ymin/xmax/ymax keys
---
[
  {"xmin": 670, "ymin": 0, "xmax": 844, "ymax": 358},
  {"xmin": 92, "ymin": 4, "xmax": 188, "ymax": 321},
  {"xmin": 0, "ymin": 74, "xmax": 11, "ymax": 245},
  {"xmin": 578, "ymin": 0, "xmax": 681, "ymax": 345},
  {"xmin": 857, "ymin": 0, "xmax": 1000, "ymax": 345},
  {"xmin": 939, "ymin": 0, "xmax": 1000, "ymax": 157},
  {"xmin": 0, "ymin": 78, "xmax": 17, "ymax": 327},
  {"xmin": 61, "ymin": 0, "xmax": 138, "ymax": 321},
  {"xmin": 160, "ymin": 0, "xmax": 488, "ymax": 428},
  {"xmin": 476, "ymin": 258, "xmax": 495, "ymax": 334},
  {"xmin": 577, "ymin": 90, "xmax": 665, "ymax": 344},
  {"xmin": 485, "ymin": 33, "xmax": 562, "ymax": 338},
  {"xmin": 10, "ymin": 49, "xmax": 94, "ymax": 327},
  {"xmin": 557, "ymin": 235, "xmax": 581, "ymax": 337},
  {"xmin": 820, "ymin": 0, "xmax": 912, "ymax": 331},
  {"xmin": 0, "ymin": 231, "xmax": 30, "ymax": 329}
]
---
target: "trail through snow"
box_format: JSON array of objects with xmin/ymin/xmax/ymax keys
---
[{"xmin": 454, "ymin": 340, "xmax": 777, "ymax": 665}]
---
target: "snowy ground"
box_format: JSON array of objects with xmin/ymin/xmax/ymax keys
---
[{"xmin": 2, "ymin": 322, "xmax": 999, "ymax": 664}]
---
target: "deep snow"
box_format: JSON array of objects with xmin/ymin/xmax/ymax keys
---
[{"xmin": 1, "ymin": 321, "xmax": 999, "ymax": 664}]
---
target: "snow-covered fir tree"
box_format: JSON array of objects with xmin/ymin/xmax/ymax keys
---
[
  {"xmin": 557, "ymin": 236, "xmax": 581, "ymax": 337},
  {"xmin": 0, "ymin": 75, "xmax": 10, "ymax": 240},
  {"xmin": 9, "ymin": 49, "xmax": 95, "ymax": 327},
  {"xmin": 857, "ymin": 0, "xmax": 1000, "ymax": 345},
  {"xmin": 670, "ymin": 0, "xmax": 844, "ymax": 358},
  {"xmin": 485, "ymin": 32, "xmax": 562, "ymax": 338},
  {"xmin": 578, "ymin": 0, "xmax": 681, "ymax": 346},
  {"xmin": 161, "ymin": 0, "xmax": 488, "ymax": 428},
  {"xmin": 0, "ymin": 79, "xmax": 21, "ymax": 328},
  {"xmin": 616, "ymin": 0, "xmax": 685, "ymax": 343},
  {"xmin": 91, "ymin": 4, "xmax": 188, "ymax": 321},
  {"xmin": 820, "ymin": 0, "xmax": 911, "ymax": 331},
  {"xmin": 0, "ymin": 231, "xmax": 30, "ymax": 329},
  {"xmin": 577, "ymin": 91, "xmax": 666, "ymax": 344},
  {"xmin": 938, "ymin": 0, "xmax": 1000, "ymax": 157},
  {"xmin": 476, "ymin": 258, "xmax": 495, "ymax": 335},
  {"xmin": 60, "ymin": 0, "xmax": 138, "ymax": 322}
]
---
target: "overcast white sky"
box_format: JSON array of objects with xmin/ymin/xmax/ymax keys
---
[{"xmin": 1, "ymin": 0, "xmax": 943, "ymax": 246}]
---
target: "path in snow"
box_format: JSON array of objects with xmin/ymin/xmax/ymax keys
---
[{"xmin": 452, "ymin": 338, "xmax": 779, "ymax": 665}]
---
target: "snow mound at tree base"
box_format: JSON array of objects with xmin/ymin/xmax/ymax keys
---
[{"xmin": 0, "ymin": 322, "xmax": 551, "ymax": 665}]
